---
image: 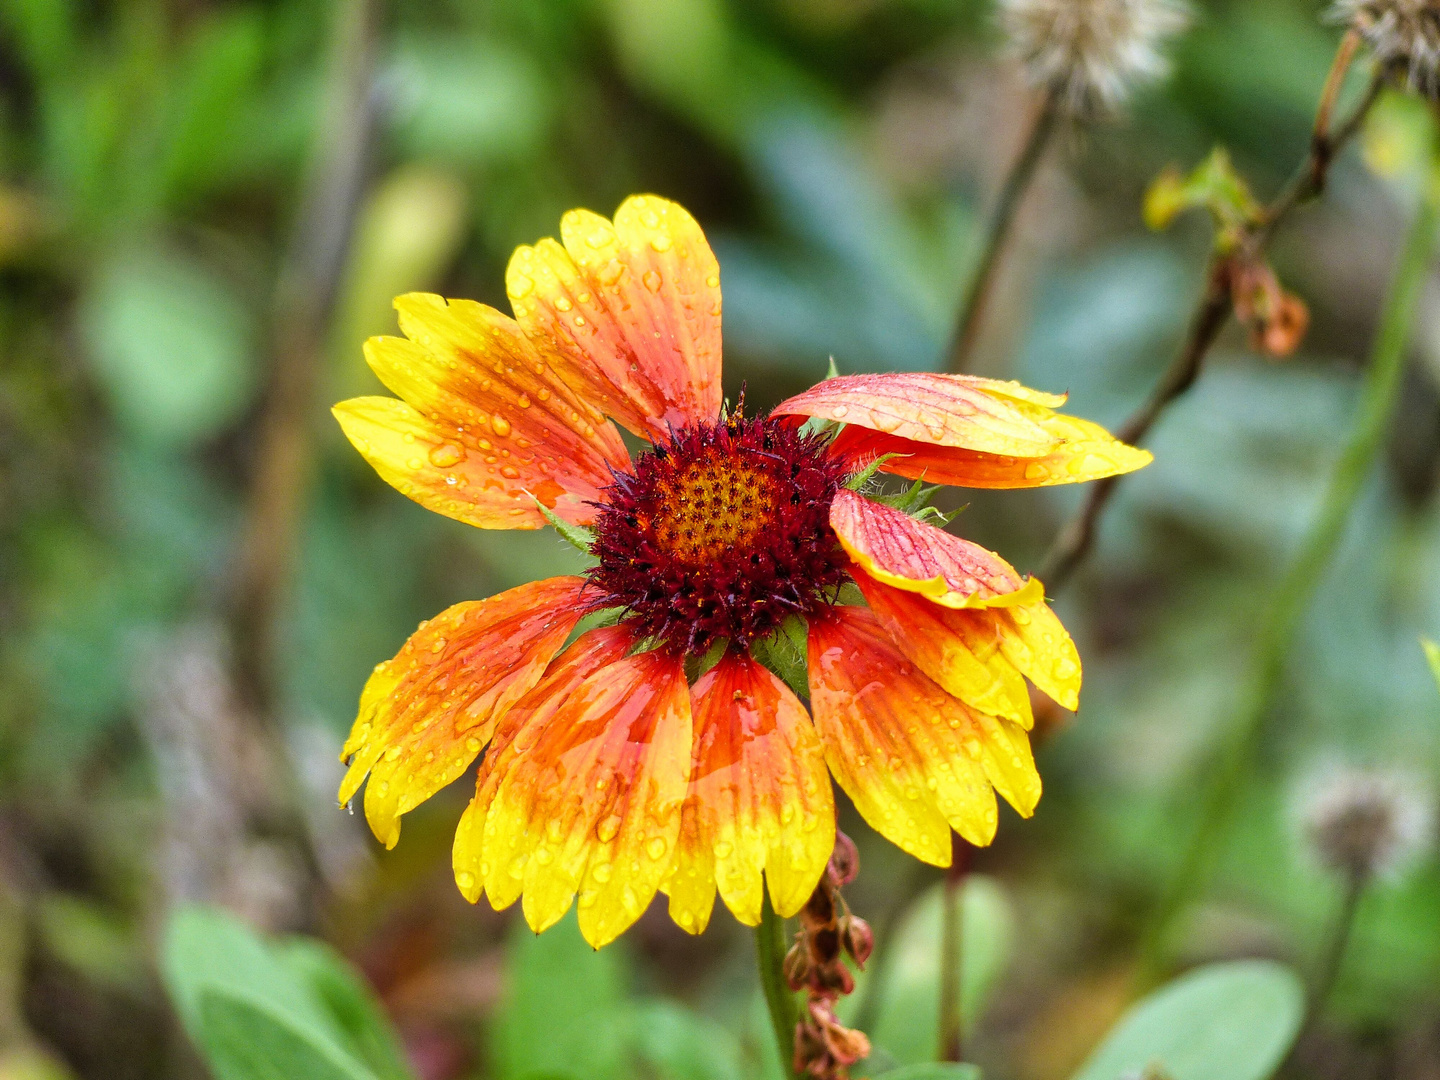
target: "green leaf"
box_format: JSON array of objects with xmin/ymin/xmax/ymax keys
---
[
  {"xmin": 532, "ymin": 497, "xmax": 596, "ymax": 555},
  {"xmin": 1422, "ymin": 638, "xmax": 1440, "ymax": 691},
  {"xmin": 196, "ymin": 993, "xmax": 374, "ymax": 1080},
  {"xmin": 1143, "ymin": 148, "xmax": 1262, "ymax": 251},
  {"xmin": 1070, "ymin": 960, "xmax": 1305, "ymax": 1080},
  {"xmin": 628, "ymin": 1001, "xmax": 745, "ymax": 1080},
  {"xmin": 865, "ymin": 1065, "xmax": 982, "ymax": 1080},
  {"xmin": 278, "ymin": 940, "xmax": 413, "ymax": 1080},
  {"xmin": 491, "ymin": 910, "xmax": 630, "ymax": 1080},
  {"xmin": 163, "ymin": 906, "xmax": 411, "ymax": 1080}
]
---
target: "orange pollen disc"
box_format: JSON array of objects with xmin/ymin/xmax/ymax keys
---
[{"xmin": 649, "ymin": 453, "xmax": 783, "ymax": 565}]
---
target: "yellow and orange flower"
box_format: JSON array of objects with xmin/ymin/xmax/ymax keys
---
[{"xmin": 333, "ymin": 195, "xmax": 1151, "ymax": 948}]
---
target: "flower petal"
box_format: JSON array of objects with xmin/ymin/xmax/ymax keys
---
[
  {"xmin": 508, "ymin": 195, "xmax": 723, "ymax": 440},
  {"xmin": 848, "ymin": 565, "xmax": 1033, "ymax": 727},
  {"xmin": 774, "ymin": 373, "xmax": 1062, "ymax": 458},
  {"xmin": 454, "ymin": 637, "xmax": 692, "ymax": 949},
  {"xmin": 987, "ymin": 598, "xmax": 1082, "ymax": 711},
  {"xmin": 338, "ymin": 577, "xmax": 586, "ymax": 848},
  {"xmin": 829, "ymin": 413, "xmax": 1153, "ymax": 490},
  {"xmin": 808, "ymin": 607, "xmax": 1040, "ymax": 860},
  {"xmin": 830, "ymin": 489, "xmax": 1043, "ymax": 609},
  {"xmin": 335, "ymin": 292, "xmax": 629, "ymax": 529},
  {"xmin": 668, "ymin": 653, "xmax": 834, "ymax": 934},
  {"xmin": 852, "ymin": 564, "xmax": 1080, "ymax": 713}
]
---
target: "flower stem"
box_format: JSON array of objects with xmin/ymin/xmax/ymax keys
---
[
  {"xmin": 757, "ymin": 892, "xmax": 800, "ymax": 1080},
  {"xmin": 1139, "ymin": 130, "xmax": 1440, "ymax": 982},
  {"xmin": 946, "ymin": 87, "xmax": 1060, "ymax": 372},
  {"xmin": 1312, "ymin": 867, "xmax": 1368, "ymax": 1013},
  {"xmin": 937, "ymin": 835, "xmax": 972, "ymax": 1062}
]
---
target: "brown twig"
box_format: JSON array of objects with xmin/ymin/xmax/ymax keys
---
[
  {"xmin": 947, "ymin": 86, "xmax": 1062, "ymax": 373},
  {"xmin": 1037, "ymin": 63, "xmax": 1384, "ymax": 592}
]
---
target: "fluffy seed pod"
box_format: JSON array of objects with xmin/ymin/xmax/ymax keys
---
[
  {"xmin": 1294, "ymin": 763, "xmax": 1436, "ymax": 882},
  {"xmin": 999, "ymin": 0, "xmax": 1190, "ymax": 114},
  {"xmin": 1333, "ymin": 0, "xmax": 1440, "ymax": 97}
]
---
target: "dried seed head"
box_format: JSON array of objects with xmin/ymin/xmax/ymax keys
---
[
  {"xmin": 1334, "ymin": 0, "xmax": 1440, "ymax": 97},
  {"xmin": 999, "ymin": 0, "xmax": 1190, "ymax": 115},
  {"xmin": 1294, "ymin": 763, "xmax": 1436, "ymax": 881}
]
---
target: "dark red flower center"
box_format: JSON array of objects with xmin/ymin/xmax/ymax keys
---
[{"xmin": 587, "ymin": 413, "xmax": 850, "ymax": 655}]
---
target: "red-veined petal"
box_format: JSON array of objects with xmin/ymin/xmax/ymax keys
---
[
  {"xmin": 338, "ymin": 577, "xmax": 586, "ymax": 848},
  {"xmin": 829, "ymin": 413, "xmax": 1152, "ymax": 490},
  {"xmin": 807, "ymin": 607, "xmax": 1041, "ymax": 862},
  {"xmin": 335, "ymin": 293, "xmax": 628, "ymax": 529},
  {"xmin": 668, "ymin": 653, "xmax": 834, "ymax": 934},
  {"xmin": 508, "ymin": 195, "xmax": 723, "ymax": 440},
  {"xmin": 454, "ymin": 638, "xmax": 692, "ymax": 949},
  {"xmin": 830, "ymin": 488, "xmax": 1042, "ymax": 609},
  {"xmin": 774, "ymin": 373, "xmax": 1061, "ymax": 458}
]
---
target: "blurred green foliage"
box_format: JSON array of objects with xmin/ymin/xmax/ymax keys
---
[{"xmin": 1, "ymin": 1, "xmax": 1438, "ymax": 1079}]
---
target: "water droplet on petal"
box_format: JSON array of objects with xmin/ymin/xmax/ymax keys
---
[
  {"xmin": 491, "ymin": 415, "xmax": 512, "ymax": 438},
  {"xmin": 428, "ymin": 442, "xmax": 465, "ymax": 468},
  {"xmin": 643, "ymin": 270, "xmax": 663, "ymax": 292}
]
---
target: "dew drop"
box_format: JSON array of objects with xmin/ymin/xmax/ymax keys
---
[
  {"xmin": 509, "ymin": 273, "xmax": 534, "ymax": 298},
  {"xmin": 1023, "ymin": 462, "xmax": 1049, "ymax": 480},
  {"xmin": 491, "ymin": 415, "xmax": 513, "ymax": 438},
  {"xmin": 428, "ymin": 442, "xmax": 465, "ymax": 468},
  {"xmin": 556, "ymin": 297, "xmax": 573, "ymax": 312},
  {"xmin": 650, "ymin": 234, "xmax": 672, "ymax": 253},
  {"xmin": 646, "ymin": 837, "xmax": 668, "ymax": 860},
  {"xmin": 501, "ymin": 465, "xmax": 520, "ymax": 479},
  {"xmin": 642, "ymin": 270, "xmax": 663, "ymax": 292}
]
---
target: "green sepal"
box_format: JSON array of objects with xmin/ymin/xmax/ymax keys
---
[
  {"xmin": 532, "ymin": 497, "xmax": 595, "ymax": 554},
  {"xmin": 844, "ymin": 453, "xmax": 907, "ymax": 492},
  {"xmin": 752, "ymin": 616, "xmax": 810, "ymax": 700}
]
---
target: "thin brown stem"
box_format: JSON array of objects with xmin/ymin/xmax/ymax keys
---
[
  {"xmin": 1037, "ymin": 68, "xmax": 1383, "ymax": 593},
  {"xmin": 947, "ymin": 87, "xmax": 1061, "ymax": 373}
]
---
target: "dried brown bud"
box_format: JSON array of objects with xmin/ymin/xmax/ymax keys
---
[
  {"xmin": 840, "ymin": 915, "xmax": 873, "ymax": 968},
  {"xmin": 783, "ymin": 941, "xmax": 813, "ymax": 991},
  {"xmin": 827, "ymin": 830, "xmax": 860, "ymax": 888}
]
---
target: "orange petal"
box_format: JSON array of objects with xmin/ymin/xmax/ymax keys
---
[
  {"xmin": 831, "ymin": 489, "xmax": 1042, "ymax": 609},
  {"xmin": 774, "ymin": 373, "xmax": 1063, "ymax": 458},
  {"xmin": 338, "ymin": 576, "xmax": 586, "ymax": 848},
  {"xmin": 985, "ymin": 598, "xmax": 1082, "ymax": 711},
  {"xmin": 807, "ymin": 606, "xmax": 1041, "ymax": 862},
  {"xmin": 668, "ymin": 653, "xmax": 834, "ymax": 934},
  {"xmin": 853, "ymin": 564, "xmax": 1080, "ymax": 712},
  {"xmin": 335, "ymin": 292, "xmax": 629, "ymax": 529},
  {"xmin": 829, "ymin": 412, "xmax": 1152, "ymax": 490},
  {"xmin": 509, "ymin": 195, "xmax": 723, "ymax": 441},
  {"xmin": 848, "ymin": 565, "xmax": 1033, "ymax": 726},
  {"xmin": 454, "ymin": 638, "xmax": 692, "ymax": 949}
]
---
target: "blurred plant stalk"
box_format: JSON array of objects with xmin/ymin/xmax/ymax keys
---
[
  {"xmin": 1139, "ymin": 104, "xmax": 1440, "ymax": 984},
  {"xmin": 1040, "ymin": 35, "xmax": 1383, "ymax": 591},
  {"xmin": 232, "ymin": 0, "xmax": 380, "ymax": 716},
  {"xmin": 945, "ymin": 87, "xmax": 1060, "ymax": 372},
  {"xmin": 217, "ymin": 0, "xmax": 380, "ymax": 926},
  {"xmin": 936, "ymin": 835, "xmax": 973, "ymax": 1063}
]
